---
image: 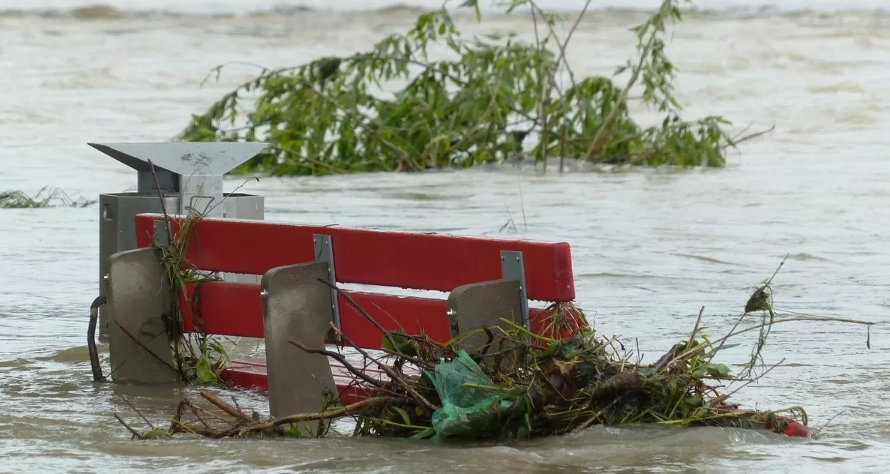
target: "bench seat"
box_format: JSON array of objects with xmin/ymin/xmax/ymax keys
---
[{"xmin": 222, "ymin": 357, "xmax": 421, "ymax": 404}]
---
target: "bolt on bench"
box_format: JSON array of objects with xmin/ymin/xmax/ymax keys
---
[{"xmin": 105, "ymin": 212, "xmax": 583, "ymax": 418}]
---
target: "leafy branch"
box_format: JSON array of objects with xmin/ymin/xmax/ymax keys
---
[{"xmin": 178, "ymin": 0, "xmax": 769, "ymax": 176}]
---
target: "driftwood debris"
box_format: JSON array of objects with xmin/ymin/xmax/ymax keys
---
[{"xmin": 113, "ymin": 262, "xmax": 872, "ymax": 442}]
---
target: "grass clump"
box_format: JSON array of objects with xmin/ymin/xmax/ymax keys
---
[
  {"xmin": 152, "ymin": 210, "xmax": 232, "ymax": 385},
  {"xmin": 0, "ymin": 187, "xmax": 94, "ymax": 208},
  {"xmin": 177, "ymin": 0, "xmax": 769, "ymax": 176}
]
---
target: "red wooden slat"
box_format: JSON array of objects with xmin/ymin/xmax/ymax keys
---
[
  {"xmin": 221, "ymin": 359, "xmax": 379, "ymax": 404},
  {"xmin": 176, "ymin": 281, "xmax": 583, "ymax": 346},
  {"xmin": 336, "ymin": 291, "xmax": 451, "ymax": 347},
  {"xmin": 178, "ymin": 281, "xmax": 452, "ymax": 342},
  {"xmin": 135, "ymin": 214, "xmax": 575, "ymax": 302},
  {"xmin": 180, "ymin": 282, "xmax": 262, "ymax": 337}
]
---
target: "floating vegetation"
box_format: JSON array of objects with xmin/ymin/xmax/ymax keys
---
[
  {"xmin": 177, "ymin": 0, "xmax": 771, "ymax": 176},
  {"xmin": 115, "ymin": 266, "xmax": 872, "ymax": 442},
  {"xmin": 0, "ymin": 186, "xmax": 95, "ymax": 208}
]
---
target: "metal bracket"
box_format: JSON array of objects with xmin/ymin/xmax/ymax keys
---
[
  {"xmin": 500, "ymin": 250, "xmax": 530, "ymax": 330},
  {"xmin": 153, "ymin": 219, "xmax": 170, "ymax": 248},
  {"xmin": 184, "ymin": 194, "xmax": 217, "ymax": 217},
  {"xmin": 313, "ymin": 234, "xmax": 341, "ymax": 340}
]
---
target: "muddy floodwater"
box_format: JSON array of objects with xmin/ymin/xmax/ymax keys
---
[{"xmin": 2, "ymin": 0, "xmax": 890, "ymax": 472}]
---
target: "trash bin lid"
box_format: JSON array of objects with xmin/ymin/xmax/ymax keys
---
[{"xmin": 87, "ymin": 142, "xmax": 270, "ymax": 176}]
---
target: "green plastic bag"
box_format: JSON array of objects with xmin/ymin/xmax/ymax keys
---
[{"xmin": 425, "ymin": 349, "xmax": 512, "ymax": 442}]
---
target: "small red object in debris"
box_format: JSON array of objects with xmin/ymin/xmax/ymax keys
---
[{"xmin": 783, "ymin": 421, "xmax": 809, "ymax": 438}]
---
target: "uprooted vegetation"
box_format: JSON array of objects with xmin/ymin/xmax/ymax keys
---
[
  {"xmin": 177, "ymin": 0, "xmax": 770, "ymax": 176},
  {"xmin": 115, "ymin": 254, "xmax": 872, "ymax": 442}
]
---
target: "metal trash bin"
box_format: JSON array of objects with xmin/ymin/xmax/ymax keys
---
[{"xmin": 90, "ymin": 142, "xmax": 269, "ymax": 340}]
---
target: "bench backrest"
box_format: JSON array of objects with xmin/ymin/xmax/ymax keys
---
[{"xmin": 134, "ymin": 213, "xmax": 577, "ymax": 348}]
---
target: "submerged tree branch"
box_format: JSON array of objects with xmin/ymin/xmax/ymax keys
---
[{"xmin": 178, "ymin": 0, "xmax": 764, "ymax": 175}]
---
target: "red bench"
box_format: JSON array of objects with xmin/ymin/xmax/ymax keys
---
[{"xmin": 121, "ymin": 213, "xmax": 582, "ymax": 414}]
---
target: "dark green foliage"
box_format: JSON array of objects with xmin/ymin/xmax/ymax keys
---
[{"xmin": 178, "ymin": 0, "xmax": 758, "ymax": 176}]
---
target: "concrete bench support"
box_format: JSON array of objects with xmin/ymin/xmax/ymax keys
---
[
  {"xmin": 447, "ymin": 279, "xmax": 523, "ymax": 353},
  {"xmin": 261, "ymin": 262, "xmax": 338, "ymax": 435},
  {"xmin": 106, "ymin": 248, "xmax": 178, "ymax": 384}
]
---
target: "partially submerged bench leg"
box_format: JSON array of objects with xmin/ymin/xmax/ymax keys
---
[
  {"xmin": 447, "ymin": 279, "xmax": 522, "ymax": 353},
  {"xmin": 106, "ymin": 248, "xmax": 178, "ymax": 384},
  {"xmin": 261, "ymin": 262, "xmax": 337, "ymax": 435}
]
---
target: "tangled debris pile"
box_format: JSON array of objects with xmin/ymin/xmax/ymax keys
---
[{"xmin": 116, "ymin": 268, "xmax": 871, "ymax": 442}]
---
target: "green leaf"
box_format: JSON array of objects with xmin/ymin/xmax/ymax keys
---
[
  {"xmin": 196, "ymin": 356, "xmax": 217, "ymax": 383},
  {"xmin": 410, "ymin": 427, "xmax": 436, "ymax": 439},
  {"xmin": 208, "ymin": 338, "xmax": 226, "ymax": 356},
  {"xmin": 705, "ymin": 363, "xmax": 732, "ymax": 378},
  {"xmin": 392, "ymin": 406, "xmax": 412, "ymax": 425},
  {"xmin": 141, "ymin": 428, "xmax": 173, "ymax": 440},
  {"xmin": 638, "ymin": 367, "xmax": 658, "ymax": 378},
  {"xmin": 380, "ymin": 332, "xmax": 418, "ymax": 356}
]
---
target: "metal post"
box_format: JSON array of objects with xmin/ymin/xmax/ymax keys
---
[
  {"xmin": 446, "ymin": 280, "xmax": 524, "ymax": 353},
  {"xmin": 445, "ymin": 249, "xmax": 532, "ymax": 354},
  {"xmin": 313, "ymin": 234, "xmax": 341, "ymax": 340},
  {"xmin": 260, "ymin": 262, "xmax": 338, "ymax": 433},
  {"xmin": 105, "ymin": 248, "xmax": 178, "ymax": 384},
  {"xmin": 500, "ymin": 250, "xmax": 531, "ymax": 330}
]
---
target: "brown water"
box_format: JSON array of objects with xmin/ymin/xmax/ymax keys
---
[{"xmin": 2, "ymin": 3, "xmax": 890, "ymax": 473}]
